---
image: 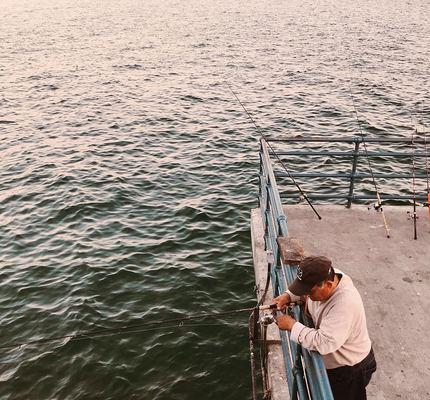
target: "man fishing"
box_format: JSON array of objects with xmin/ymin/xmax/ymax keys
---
[{"xmin": 273, "ymin": 256, "xmax": 376, "ymax": 400}]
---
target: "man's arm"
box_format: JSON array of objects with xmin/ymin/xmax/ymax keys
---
[{"xmin": 277, "ymin": 300, "xmax": 354, "ymax": 355}]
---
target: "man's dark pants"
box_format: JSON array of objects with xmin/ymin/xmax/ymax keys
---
[{"xmin": 327, "ymin": 348, "xmax": 377, "ymax": 400}]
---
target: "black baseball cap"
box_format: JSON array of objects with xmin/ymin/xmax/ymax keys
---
[{"xmin": 288, "ymin": 256, "xmax": 334, "ymax": 296}]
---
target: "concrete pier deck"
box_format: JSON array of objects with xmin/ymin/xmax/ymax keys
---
[{"xmin": 251, "ymin": 204, "xmax": 430, "ymax": 400}]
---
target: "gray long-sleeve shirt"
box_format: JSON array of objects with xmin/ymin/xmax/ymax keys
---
[{"xmin": 289, "ymin": 269, "xmax": 371, "ymax": 369}]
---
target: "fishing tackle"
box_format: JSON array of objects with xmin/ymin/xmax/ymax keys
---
[
  {"xmin": 259, "ymin": 301, "xmax": 304, "ymax": 311},
  {"xmin": 227, "ymin": 83, "xmax": 322, "ymax": 220},
  {"xmin": 410, "ymin": 124, "xmax": 418, "ymax": 239},
  {"xmin": 0, "ymin": 307, "xmax": 260, "ymax": 351},
  {"xmin": 348, "ymin": 85, "xmax": 390, "ymax": 238},
  {"xmin": 368, "ymin": 202, "xmax": 382, "ymax": 212},
  {"xmin": 259, "ymin": 313, "xmax": 276, "ymax": 326},
  {"xmin": 424, "ymin": 136, "xmax": 430, "ymax": 218},
  {"xmin": 258, "ymin": 301, "xmax": 305, "ymax": 327}
]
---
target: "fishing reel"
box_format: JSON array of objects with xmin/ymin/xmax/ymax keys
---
[
  {"xmin": 368, "ymin": 202, "xmax": 383, "ymax": 213},
  {"xmin": 406, "ymin": 210, "xmax": 419, "ymax": 220},
  {"xmin": 258, "ymin": 304, "xmax": 277, "ymax": 326},
  {"xmin": 258, "ymin": 301, "xmax": 304, "ymax": 326},
  {"xmin": 258, "ymin": 313, "xmax": 276, "ymax": 326}
]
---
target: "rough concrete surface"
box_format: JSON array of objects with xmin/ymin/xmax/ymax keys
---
[{"xmin": 281, "ymin": 204, "xmax": 430, "ymax": 400}]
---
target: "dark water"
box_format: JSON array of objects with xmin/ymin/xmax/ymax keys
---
[{"xmin": 0, "ymin": 0, "xmax": 429, "ymax": 399}]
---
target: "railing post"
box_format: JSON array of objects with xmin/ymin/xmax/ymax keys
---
[{"xmin": 347, "ymin": 137, "xmax": 361, "ymax": 208}]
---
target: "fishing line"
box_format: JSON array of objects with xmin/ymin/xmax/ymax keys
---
[
  {"xmin": 348, "ymin": 84, "xmax": 390, "ymax": 238},
  {"xmin": 0, "ymin": 307, "xmax": 257, "ymax": 351},
  {"xmin": 227, "ymin": 83, "xmax": 322, "ymax": 220},
  {"xmin": 0, "ymin": 323, "xmax": 243, "ymax": 367}
]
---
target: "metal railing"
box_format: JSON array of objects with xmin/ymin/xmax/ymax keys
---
[
  {"xmin": 258, "ymin": 138, "xmax": 334, "ymax": 400},
  {"xmin": 267, "ymin": 136, "xmax": 429, "ymax": 208},
  {"xmin": 258, "ymin": 134, "xmax": 430, "ymax": 398},
  {"xmin": 258, "ymin": 134, "xmax": 429, "ymax": 398}
]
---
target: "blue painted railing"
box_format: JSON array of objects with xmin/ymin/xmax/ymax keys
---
[
  {"xmin": 258, "ymin": 134, "xmax": 429, "ymax": 398},
  {"xmin": 266, "ymin": 136, "xmax": 429, "ymax": 207},
  {"xmin": 258, "ymin": 138, "xmax": 334, "ymax": 400}
]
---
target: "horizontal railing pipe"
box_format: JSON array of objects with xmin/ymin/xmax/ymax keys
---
[
  {"xmin": 279, "ymin": 194, "xmax": 428, "ymax": 201},
  {"xmin": 270, "ymin": 151, "xmax": 429, "ymax": 157},
  {"xmin": 275, "ymin": 172, "xmax": 429, "ymax": 179},
  {"xmin": 265, "ymin": 136, "xmax": 429, "ymax": 144}
]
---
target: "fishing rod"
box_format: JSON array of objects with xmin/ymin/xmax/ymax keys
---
[
  {"xmin": 413, "ymin": 109, "xmax": 430, "ymax": 218},
  {"xmin": 0, "ymin": 305, "xmax": 284, "ymax": 351},
  {"xmin": 227, "ymin": 83, "xmax": 322, "ymax": 220},
  {"xmin": 410, "ymin": 117, "xmax": 418, "ymax": 239},
  {"xmin": 424, "ymin": 135, "xmax": 430, "ymax": 219},
  {"xmin": 348, "ymin": 86, "xmax": 390, "ymax": 238}
]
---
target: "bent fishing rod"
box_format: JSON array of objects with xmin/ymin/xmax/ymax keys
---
[
  {"xmin": 348, "ymin": 86, "xmax": 390, "ymax": 238},
  {"xmin": 227, "ymin": 83, "xmax": 322, "ymax": 220}
]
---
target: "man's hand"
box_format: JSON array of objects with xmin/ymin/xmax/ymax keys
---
[
  {"xmin": 276, "ymin": 314, "xmax": 296, "ymax": 331},
  {"xmin": 272, "ymin": 293, "xmax": 291, "ymax": 311}
]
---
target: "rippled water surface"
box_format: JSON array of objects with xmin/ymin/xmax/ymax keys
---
[{"xmin": 1, "ymin": 0, "xmax": 429, "ymax": 399}]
